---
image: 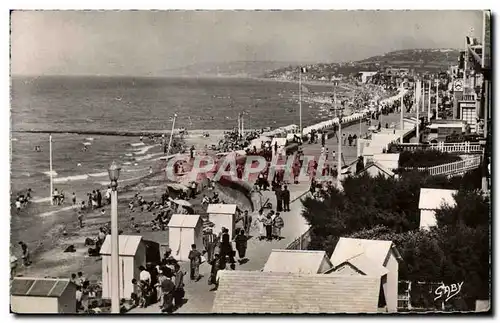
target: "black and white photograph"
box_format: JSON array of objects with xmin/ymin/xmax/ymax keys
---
[{"xmin": 8, "ymin": 8, "xmax": 492, "ymax": 314}]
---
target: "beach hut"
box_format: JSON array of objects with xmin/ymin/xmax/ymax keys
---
[
  {"xmin": 10, "ymin": 277, "xmax": 77, "ymax": 313},
  {"xmin": 167, "ymin": 214, "xmax": 203, "ymax": 262},
  {"xmin": 418, "ymin": 188, "xmax": 457, "ymax": 230},
  {"xmin": 100, "ymin": 235, "xmax": 147, "ymax": 300},
  {"xmin": 263, "ymin": 249, "xmax": 333, "ymax": 274},
  {"xmin": 328, "ymin": 237, "xmax": 403, "ymax": 313},
  {"xmin": 207, "ymin": 204, "xmax": 239, "ymax": 239}
]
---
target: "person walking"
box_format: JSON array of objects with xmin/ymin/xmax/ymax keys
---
[
  {"xmin": 209, "ymin": 254, "xmax": 222, "ymax": 288},
  {"xmin": 219, "ymin": 228, "xmax": 235, "ymax": 265},
  {"xmin": 173, "ymin": 264, "xmax": 185, "ymax": 309},
  {"xmin": 275, "ymin": 185, "xmax": 283, "ymax": 212},
  {"xmin": 273, "ymin": 213, "xmax": 285, "ymax": 240},
  {"xmin": 282, "ymin": 185, "xmax": 291, "ymax": 212},
  {"xmin": 202, "ymin": 228, "xmax": 217, "ymax": 263},
  {"xmin": 188, "ymin": 244, "xmax": 202, "ymax": 281},
  {"xmin": 348, "ymin": 134, "xmax": 353, "ymax": 146},
  {"xmin": 256, "ymin": 209, "xmax": 265, "ymax": 241},
  {"xmin": 263, "ymin": 213, "xmax": 274, "ymax": 241},
  {"xmin": 156, "ymin": 270, "xmax": 167, "ymax": 305},
  {"xmin": 242, "ymin": 210, "xmax": 252, "ymax": 235},
  {"xmin": 160, "ymin": 275, "xmax": 175, "ymax": 313},
  {"xmin": 233, "ymin": 230, "xmax": 248, "ymax": 262}
]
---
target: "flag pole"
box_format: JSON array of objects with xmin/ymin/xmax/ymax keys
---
[
  {"xmin": 400, "ymin": 85, "xmax": 404, "ymax": 143},
  {"xmin": 237, "ymin": 113, "xmax": 241, "ymax": 139},
  {"xmin": 49, "ymin": 134, "xmax": 53, "ymax": 205},
  {"xmin": 435, "ymin": 79, "xmax": 440, "ymax": 120},
  {"xmin": 428, "ymin": 80, "xmax": 432, "ymax": 121},
  {"xmin": 166, "ymin": 114, "xmax": 177, "ymax": 156},
  {"xmin": 299, "ymin": 68, "xmax": 302, "ymax": 136},
  {"xmin": 241, "ymin": 112, "xmax": 244, "ymax": 139},
  {"xmin": 416, "ymin": 80, "xmax": 420, "ymax": 142}
]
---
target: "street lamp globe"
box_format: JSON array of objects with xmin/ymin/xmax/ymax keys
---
[{"xmin": 108, "ymin": 161, "xmax": 121, "ymax": 189}]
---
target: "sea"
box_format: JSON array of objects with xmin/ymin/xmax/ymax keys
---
[{"xmin": 10, "ymin": 76, "xmax": 337, "ymax": 194}]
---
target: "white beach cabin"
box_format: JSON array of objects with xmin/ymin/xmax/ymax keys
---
[
  {"xmin": 100, "ymin": 235, "xmax": 146, "ymax": 300},
  {"xmin": 167, "ymin": 214, "xmax": 203, "ymax": 262},
  {"xmin": 328, "ymin": 237, "xmax": 403, "ymax": 313},
  {"xmin": 10, "ymin": 277, "xmax": 77, "ymax": 313},
  {"xmin": 207, "ymin": 204, "xmax": 239, "ymax": 239},
  {"xmin": 418, "ymin": 188, "xmax": 457, "ymax": 230}
]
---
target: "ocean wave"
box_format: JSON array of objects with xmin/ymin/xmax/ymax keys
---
[
  {"xmin": 135, "ymin": 152, "xmax": 164, "ymax": 161},
  {"xmin": 130, "ymin": 142, "xmax": 145, "ymax": 147},
  {"xmin": 43, "ymin": 171, "xmax": 58, "ymax": 176},
  {"xmin": 133, "ymin": 144, "xmax": 159, "ymax": 155},
  {"xmin": 53, "ymin": 174, "xmax": 89, "ymax": 183}
]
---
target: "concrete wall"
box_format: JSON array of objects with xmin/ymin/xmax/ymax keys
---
[
  {"xmin": 420, "ymin": 209, "xmax": 437, "ymax": 230},
  {"xmin": 58, "ymin": 284, "xmax": 77, "ymax": 313},
  {"xmin": 384, "ymin": 252, "xmax": 400, "ymax": 313},
  {"xmin": 11, "ymin": 296, "xmax": 58, "ymax": 314}
]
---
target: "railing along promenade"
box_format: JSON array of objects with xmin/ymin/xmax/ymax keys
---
[
  {"xmin": 405, "ymin": 156, "xmax": 482, "ymax": 177},
  {"xmin": 393, "ymin": 142, "xmax": 483, "ymax": 154}
]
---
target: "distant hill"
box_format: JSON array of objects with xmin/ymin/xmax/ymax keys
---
[
  {"xmin": 263, "ymin": 48, "xmax": 461, "ymax": 80},
  {"xmin": 162, "ymin": 61, "xmax": 310, "ymax": 77}
]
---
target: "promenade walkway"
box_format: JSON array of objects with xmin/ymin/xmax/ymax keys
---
[{"xmin": 131, "ymin": 112, "xmax": 404, "ymax": 314}]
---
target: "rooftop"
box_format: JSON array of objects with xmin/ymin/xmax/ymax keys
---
[
  {"xmin": 11, "ymin": 277, "xmax": 74, "ymax": 298},
  {"xmin": 167, "ymin": 214, "xmax": 202, "ymax": 228},
  {"xmin": 206, "ymin": 204, "xmax": 238, "ymax": 215},
  {"xmin": 418, "ymin": 188, "xmax": 457, "ymax": 210},
  {"xmin": 330, "ymin": 237, "xmax": 401, "ymax": 268},
  {"xmin": 263, "ymin": 249, "xmax": 332, "ymax": 274},
  {"xmin": 100, "ymin": 234, "xmax": 142, "ymax": 256},
  {"xmin": 212, "ymin": 271, "xmax": 380, "ymax": 313}
]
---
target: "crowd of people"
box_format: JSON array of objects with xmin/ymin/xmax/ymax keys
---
[{"xmin": 14, "ymin": 188, "xmax": 32, "ymax": 213}]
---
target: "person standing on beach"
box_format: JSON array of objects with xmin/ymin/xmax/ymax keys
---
[
  {"xmin": 72, "ymin": 192, "xmax": 77, "ymax": 206},
  {"xmin": 77, "ymin": 211, "xmax": 84, "ymax": 228},
  {"xmin": 105, "ymin": 186, "xmax": 112, "ymax": 205},
  {"xmin": 96, "ymin": 189, "xmax": 102, "ymax": 208},
  {"xmin": 19, "ymin": 242, "xmax": 31, "ymax": 266}
]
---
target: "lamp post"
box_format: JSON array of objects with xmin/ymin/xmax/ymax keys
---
[
  {"xmin": 108, "ymin": 161, "xmax": 121, "ymax": 314},
  {"xmin": 331, "ymin": 96, "xmax": 344, "ymax": 188}
]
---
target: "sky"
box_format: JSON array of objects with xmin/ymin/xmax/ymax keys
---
[{"xmin": 10, "ymin": 10, "xmax": 484, "ymax": 76}]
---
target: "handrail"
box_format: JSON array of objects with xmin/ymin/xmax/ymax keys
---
[
  {"xmin": 286, "ymin": 227, "xmax": 312, "ymax": 250},
  {"xmin": 393, "ymin": 142, "xmax": 482, "ymax": 154},
  {"xmin": 403, "ymin": 156, "xmax": 481, "ymax": 176}
]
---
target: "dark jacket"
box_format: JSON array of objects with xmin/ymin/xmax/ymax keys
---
[
  {"xmin": 234, "ymin": 234, "xmax": 248, "ymax": 251},
  {"xmin": 282, "ymin": 189, "xmax": 290, "ymax": 202}
]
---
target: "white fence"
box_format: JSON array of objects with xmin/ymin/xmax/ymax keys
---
[
  {"xmin": 414, "ymin": 156, "xmax": 482, "ymax": 176},
  {"xmin": 396, "ymin": 142, "xmax": 482, "ymax": 154}
]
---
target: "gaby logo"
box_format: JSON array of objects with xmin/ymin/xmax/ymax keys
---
[{"xmin": 434, "ymin": 282, "xmax": 463, "ymax": 302}]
